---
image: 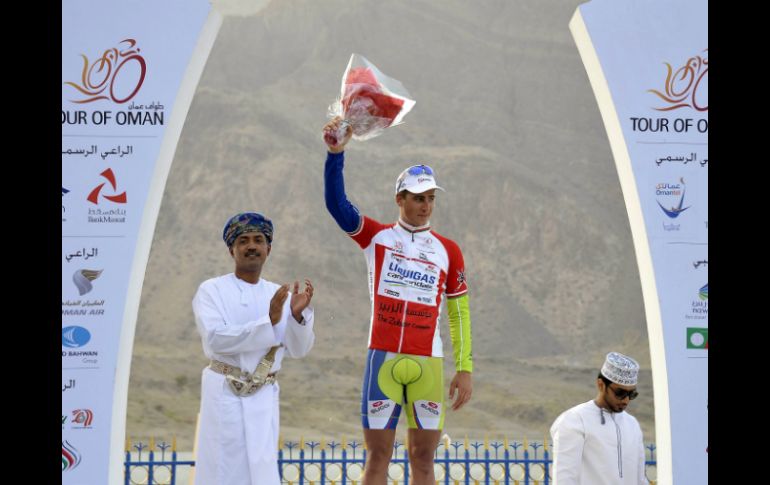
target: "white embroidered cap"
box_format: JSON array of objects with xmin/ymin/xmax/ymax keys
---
[
  {"xmin": 394, "ymin": 164, "xmax": 445, "ymax": 195},
  {"xmin": 600, "ymin": 352, "xmax": 640, "ymax": 386}
]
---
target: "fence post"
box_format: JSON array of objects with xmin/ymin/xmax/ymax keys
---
[
  {"xmin": 124, "ymin": 437, "xmax": 131, "ymax": 485},
  {"xmin": 148, "ymin": 437, "xmax": 155, "ymax": 485},
  {"xmin": 300, "ymin": 437, "xmax": 306, "ymax": 485}
]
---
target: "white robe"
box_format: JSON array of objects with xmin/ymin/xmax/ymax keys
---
[
  {"xmin": 192, "ymin": 273, "xmax": 315, "ymax": 485},
  {"xmin": 550, "ymin": 400, "xmax": 649, "ymax": 485}
]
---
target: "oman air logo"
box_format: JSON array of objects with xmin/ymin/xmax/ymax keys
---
[
  {"xmin": 687, "ymin": 327, "xmax": 708, "ymax": 349},
  {"xmin": 648, "ymin": 49, "xmax": 708, "ymax": 111},
  {"xmin": 72, "ymin": 409, "xmax": 94, "ymax": 427},
  {"xmin": 62, "ymin": 440, "xmax": 82, "ymax": 471},
  {"xmin": 87, "ymin": 168, "xmax": 127, "ymax": 204},
  {"xmin": 699, "ymin": 283, "xmax": 708, "ymax": 300},
  {"xmin": 656, "ymin": 177, "xmax": 690, "ymax": 218},
  {"xmin": 73, "ymin": 269, "xmax": 103, "ymax": 295},
  {"xmin": 64, "ymin": 39, "xmax": 146, "ymax": 104},
  {"xmin": 62, "ymin": 326, "xmax": 91, "ymax": 348}
]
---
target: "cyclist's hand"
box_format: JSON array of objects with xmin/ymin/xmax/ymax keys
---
[
  {"xmin": 448, "ymin": 371, "xmax": 472, "ymax": 411},
  {"xmin": 323, "ymin": 116, "xmax": 352, "ymax": 153}
]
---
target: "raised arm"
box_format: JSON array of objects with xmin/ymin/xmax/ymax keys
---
[{"xmin": 323, "ymin": 117, "xmax": 361, "ymax": 233}]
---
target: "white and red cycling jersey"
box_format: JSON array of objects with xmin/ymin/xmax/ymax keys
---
[{"xmin": 349, "ymin": 216, "xmax": 468, "ymax": 357}]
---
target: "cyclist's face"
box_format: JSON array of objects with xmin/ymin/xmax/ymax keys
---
[{"xmin": 397, "ymin": 189, "xmax": 435, "ymax": 227}]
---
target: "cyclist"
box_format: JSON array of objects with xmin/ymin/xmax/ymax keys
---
[{"xmin": 323, "ymin": 117, "xmax": 473, "ymax": 485}]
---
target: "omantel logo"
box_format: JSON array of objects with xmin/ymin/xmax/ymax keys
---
[
  {"xmin": 64, "ymin": 39, "xmax": 146, "ymax": 104},
  {"xmin": 648, "ymin": 49, "xmax": 708, "ymax": 111},
  {"xmin": 656, "ymin": 177, "xmax": 690, "ymax": 219},
  {"xmin": 88, "ymin": 168, "xmax": 127, "ymax": 204}
]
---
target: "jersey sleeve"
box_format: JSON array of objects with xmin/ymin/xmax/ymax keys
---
[
  {"xmin": 446, "ymin": 293, "xmax": 473, "ymax": 372},
  {"xmin": 445, "ymin": 240, "xmax": 468, "ymax": 298},
  {"xmin": 349, "ymin": 216, "xmax": 389, "ymax": 249},
  {"xmin": 324, "ymin": 151, "xmax": 388, "ymax": 249},
  {"xmin": 324, "ymin": 151, "xmax": 362, "ymax": 233}
]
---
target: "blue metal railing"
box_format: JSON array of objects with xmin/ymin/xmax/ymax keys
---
[{"xmin": 125, "ymin": 438, "xmax": 657, "ymax": 484}]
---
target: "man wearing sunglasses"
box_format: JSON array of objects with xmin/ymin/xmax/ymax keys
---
[
  {"xmin": 550, "ymin": 352, "xmax": 649, "ymax": 485},
  {"xmin": 323, "ymin": 118, "xmax": 473, "ymax": 485}
]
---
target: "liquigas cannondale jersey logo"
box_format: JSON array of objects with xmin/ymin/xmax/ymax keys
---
[
  {"xmin": 64, "ymin": 39, "xmax": 146, "ymax": 104},
  {"xmin": 648, "ymin": 49, "xmax": 708, "ymax": 112}
]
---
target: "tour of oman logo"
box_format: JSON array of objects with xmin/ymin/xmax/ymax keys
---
[
  {"xmin": 648, "ymin": 49, "xmax": 708, "ymax": 111},
  {"xmin": 64, "ymin": 39, "xmax": 146, "ymax": 104},
  {"xmin": 87, "ymin": 168, "xmax": 127, "ymax": 204},
  {"xmin": 62, "ymin": 440, "xmax": 82, "ymax": 471}
]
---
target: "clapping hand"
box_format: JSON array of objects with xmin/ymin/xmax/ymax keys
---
[{"xmin": 290, "ymin": 279, "xmax": 314, "ymax": 322}]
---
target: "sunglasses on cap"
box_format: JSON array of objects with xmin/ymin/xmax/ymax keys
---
[
  {"xmin": 407, "ymin": 165, "xmax": 434, "ymax": 176},
  {"xmin": 607, "ymin": 385, "xmax": 639, "ymax": 400}
]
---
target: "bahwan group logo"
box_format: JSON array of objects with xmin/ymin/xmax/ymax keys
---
[
  {"xmin": 62, "ymin": 440, "xmax": 82, "ymax": 471},
  {"xmin": 64, "ymin": 39, "xmax": 146, "ymax": 104},
  {"xmin": 648, "ymin": 49, "xmax": 708, "ymax": 111}
]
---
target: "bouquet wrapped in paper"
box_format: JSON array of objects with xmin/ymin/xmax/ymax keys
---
[{"xmin": 325, "ymin": 54, "xmax": 416, "ymax": 146}]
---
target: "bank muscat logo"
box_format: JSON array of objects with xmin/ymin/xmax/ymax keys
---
[
  {"xmin": 62, "ymin": 440, "xmax": 82, "ymax": 471},
  {"xmin": 648, "ymin": 49, "xmax": 708, "ymax": 111},
  {"xmin": 63, "ymin": 39, "xmax": 146, "ymax": 104},
  {"xmin": 656, "ymin": 177, "xmax": 690, "ymax": 218},
  {"xmin": 88, "ymin": 168, "xmax": 127, "ymax": 204},
  {"xmin": 62, "ymin": 326, "xmax": 91, "ymax": 348},
  {"xmin": 73, "ymin": 269, "xmax": 103, "ymax": 295}
]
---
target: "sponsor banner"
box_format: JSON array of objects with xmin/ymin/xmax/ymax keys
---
[
  {"xmin": 62, "ymin": 1, "xmax": 221, "ymax": 483},
  {"xmin": 571, "ymin": 1, "xmax": 707, "ymax": 483}
]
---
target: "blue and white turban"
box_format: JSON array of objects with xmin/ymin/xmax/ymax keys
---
[{"xmin": 222, "ymin": 212, "xmax": 274, "ymax": 247}]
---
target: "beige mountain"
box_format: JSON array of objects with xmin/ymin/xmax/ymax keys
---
[{"xmin": 127, "ymin": 0, "xmax": 655, "ymax": 450}]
